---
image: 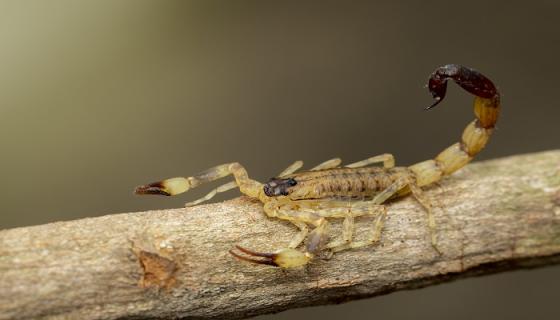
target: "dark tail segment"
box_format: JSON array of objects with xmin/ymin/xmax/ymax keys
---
[
  {"xmin": 410, "ymin": 64, "xmax": 501, "ymax": 187},
  {"xmin": 426, "ymin": 64, "xmax": 499, "ymax": 110}
]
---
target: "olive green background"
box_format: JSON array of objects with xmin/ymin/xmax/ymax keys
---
[{"xmin": 1, "ymin": 1, "xmax": 559, "ymax": 319}]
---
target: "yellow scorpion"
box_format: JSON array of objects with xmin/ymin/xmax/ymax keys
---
[{"xmin": 135, "ymin": 64, "xmax": 500, "ymax": 268}]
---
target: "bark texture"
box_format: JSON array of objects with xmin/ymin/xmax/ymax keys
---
[{"xmin": 1, "ymin": 150, "xmax": 560, "ymax": 320}]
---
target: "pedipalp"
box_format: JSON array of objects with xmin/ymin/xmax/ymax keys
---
[{"xmin": 229, "ymin": 245, "xmax": 311, "ymax": 268}]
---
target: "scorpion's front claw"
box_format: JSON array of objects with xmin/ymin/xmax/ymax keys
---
[
  {"xmin": 134, "ymin": 177, "xmax": 191, "ymax": 196},
  {"xmin": 230, "ymin": 245, "xmax": 311, "ymax": 268}
]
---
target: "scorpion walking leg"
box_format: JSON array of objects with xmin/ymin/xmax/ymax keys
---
[
  {"xmin": 231, "ymin": 202, "xmax": 329, "ymax": 268},
  {"xmin": 408, "ymin": 183, "xmax": 441, "ymax": 254},
  {"xmin": 342, "ymin": 210, "xmax": 354, "ymax": 243},
  {"xmin": 277, "ymin": 160, "xmax": 304, "ymax": 177},
  {"xmin": 343, "ymin": 205, "xmax": 387, "ymax": 250},
  {"xmin": 270, "ymin": 199, "xmax": 387, "ymax": 253},
  {"xmin": 310, "ymin": 158, "xmax": 342, "ymax": 171},
  {"xmin": 327, "ymin": 177, "xmax": 410, "ymax": 252},
  {"xmin": 270, "ymin": 205, "xmax": 330, "ymax": 256},
  {"xmin": 135, "ymin": 162, "xmax": 264, "ymax": 202},
  {"xmin": 345, "ymin": 153, "xmax": 395, "ymax": 168},
  {"xmin": 288, "ymin": 221, "xmax": 309, "ymax": 249},
  {"xmin": 185, "ymin": 181, "xmax": 237, "ymax": 207},
  {"xmin": 230, "ymin": 196, "xmax": 388, "ymax": 268},
  {"xmin": 275, "ymin": 200, "xmax": 357, "ymax": 250},
  {"xmin": 293, "ymin": 201, "xmax": 382, "ymax": 251},
  {"xmin": 320, "ymin": 204, "xmax": 386, "ymax": 252},
  {"xmin": 278, "ymin": 158, "xmax": 340, "ymax": 178}
]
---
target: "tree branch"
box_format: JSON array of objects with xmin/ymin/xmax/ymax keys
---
[{"xmin": 1, "ymin": 150, "xmax": 560, "ymax": 320}]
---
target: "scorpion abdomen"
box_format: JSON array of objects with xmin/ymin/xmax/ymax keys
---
[{"xmin": 278, "ymin": 167, "xmax": 409, "ymax": 200}]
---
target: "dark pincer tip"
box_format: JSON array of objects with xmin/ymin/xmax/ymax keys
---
[{"xmin": 134, "ymin": 183, "xmax": 171, "ymax": 196}]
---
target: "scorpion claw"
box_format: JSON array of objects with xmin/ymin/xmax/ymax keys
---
[
  {"xmin": 230, "ymin": 245, "xmax": 311, "ymax": 268},
  {"xmin": 134, "ymin": 177, "xmax": 190, "ymax": 196},
  {"xmin": 229, "ymin": 246, "xmax": 278, "ymax": 267},
  {"xmin": 134, "ymin": 183, "xmax": 171, "ymax": 196}
]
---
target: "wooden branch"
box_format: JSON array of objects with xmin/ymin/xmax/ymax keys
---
[{"xmin": 1, "ymin": 150, "xmax": 560, "ymax": 320}]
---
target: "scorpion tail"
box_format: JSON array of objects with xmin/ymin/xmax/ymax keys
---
[{"xmin": 409, "ymin": 64, "xmax": 501, "ymax": 187}]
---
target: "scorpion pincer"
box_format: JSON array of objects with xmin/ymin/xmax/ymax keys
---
[{"xmin": 135, "ymin": 64, "xmax": 500, "ymax": 268}]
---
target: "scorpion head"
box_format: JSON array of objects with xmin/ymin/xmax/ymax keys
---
[{"xmin": 263, "ymin": 178, "xmax": 298, "ymax": 197}]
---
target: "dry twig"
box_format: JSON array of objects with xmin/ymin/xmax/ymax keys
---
[{"xmin": 1, "ymin": 150, "xmax": 559, "ymax": 320}]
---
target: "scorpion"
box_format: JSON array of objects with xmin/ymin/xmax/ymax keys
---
[{"xmin": 135, "ymin": 64, "xmax": 500, "ymax": 268}]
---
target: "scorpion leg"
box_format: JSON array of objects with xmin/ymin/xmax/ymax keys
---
[
  {"xmin": 185, "ymin": 181, "xmax": 237, "ymax": 207},
  {"xmin": 310, "ymin": 202, "xmax": 386, "ymax": 252},
  {"xmin": 233, "ymin": 180, "xmax": 421, "ymax": 267},
  {"xmin": 342, "ymin": 210, "xmax": 354, "ymax": 243},
  {"xmin": 270, "ymin": 204, "xmax": 331, "ymax": 257},
  {"xmin": 231, "ymin": 201, "xmax": 328, "ymax": 268},
  {"xmin": 231, "ymin": 191, "xmax": 398, "ymax": 268},
  {"xmin": 312, "ymin": 203, "xmax": 360, "ymax": 250},
  {"xmin": 326, "ymin": 177, "xmax": 410, "ymax": 252},
  {"xmin": 356, "ymin": 173, "xmax": 442, "ymax": 254},
  {"xmin": 135, "ymin": 162, "xmax": 264, "ymax": 202},
  {"xmin": 288, "ymin": 221, "xmax": 309, "ymax": 248},
  {"xmin": 310, "ymin": 158, "xmax": 342, "ymax": 171},
  {"xmin": 289, "ymin": 200, "xmax": 366, "ymax": 249},
  {"xmin": 345, "ymin": 153, "xmax": 395, "ymax": 168},
  {"xmin": 273, "ymin": 199, "xmax": 356, "ymax": 249},
  {"xmin": 277, "ymin": 158, "xmax": 341, "ymax": 179},
  {"xmin": 273, "ymin": 198, "xmax": 387, "ymax": 255},
  {"xmin": 408, "ymin": 183, "xmax": 441, "ymax": 254},
  {"xmin": 277, "ymin": 160, "xmax": 304, "ymax": 177},
  {"xmin": 336, "ymin": 205, "xmax": 387, "ymax": 251}
]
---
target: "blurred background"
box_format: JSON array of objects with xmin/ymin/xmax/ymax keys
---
[{"xmin": 0, "ymin": 1, "xmax": 559, "ymax": 319}]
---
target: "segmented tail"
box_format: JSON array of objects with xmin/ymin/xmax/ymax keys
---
[{"xmin": 409, "ymin": 64, "xmax": 501, "ymax": 187}]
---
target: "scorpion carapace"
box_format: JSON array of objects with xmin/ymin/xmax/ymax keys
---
[{"xmin": 135, "ymin": 64, "xmax": 500, "ymax": 268}]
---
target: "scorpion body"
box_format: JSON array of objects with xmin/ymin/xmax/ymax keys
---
[
  {"xmin": 268, "ymin": 166, "xmax": 409, "ymax": 200},
  {"xmin": 135, "ymin": 64, "xmax": 500, "ymax": 268}
]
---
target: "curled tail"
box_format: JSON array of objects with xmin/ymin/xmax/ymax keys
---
[{"xmin": 409, "ymin": 64, "xmax": 501, "ymax": 187}]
